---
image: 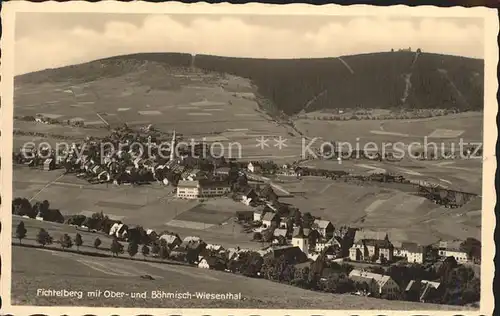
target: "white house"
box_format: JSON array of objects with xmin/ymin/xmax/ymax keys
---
[
  {"xmin": 198, "ymin": 258, "xmax": 211, "ymax": 269},
  {"xmin": 159, "ymin": 234, "xmax": 182, "ymax": 248},
  {"xmin": 197, "ymin": 257, "xmax": 225, "ymax": 270},
  {"xmin": 254, "ymin": 209, "xmax": 264, "ymax": 221},
  {"xmin": 439, "ymin": 249, "xmax": 469, "ymax": 263},
  {"xmin": 438, "ymin": 241, "xmax": 469, "ymax": 263},
  {"xmin": 109, "ymin": 223, "xmax": 122, "ymax": 236},
  {"xmin": 206, "ymin": 244, "xmax": 224, "ymax": 252},
  {"xmin": 247, "ymin": 162, "xmax": 262, "ymax": 173},
  {"xmin": 176, "ymin": 180, "xmax": 231, "ymax": 199},
  {"xmin": 398, "ymin": 242, "xmax": 426, "ymax": 264},
  {"xmin": 261, "ymin": 213, "xmax": 280, "ymax": 228},
  {"xmin": 349, "ymin": 269, "xmax": 400, "ymax": 299},
  {"xmin": 315, "ymin": 236, "xmax": 342, "ymax": 253}
]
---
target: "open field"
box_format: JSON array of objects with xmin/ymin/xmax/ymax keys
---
[
  {"xmin": 294, "ymin": 111, "xmax": 483, "ymax": 146},
  {"xmin": 14, "ymin": 67, "xmax": 303, "ymax": 161},
  {"xmin": 299, "ymin": 158, "xmax": 482, "ymax": 194},
  {"xmin": 275, "ymin": 175, "xmax": 481, "ymax": 245},
  {"xmin": 12, "ymin": 246, "xmax": 471, "ymax": 310}
]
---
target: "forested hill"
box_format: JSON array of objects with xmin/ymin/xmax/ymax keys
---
[{"xmin": 16, "ymin": 51, "xmax": 484, "ymax": 115}]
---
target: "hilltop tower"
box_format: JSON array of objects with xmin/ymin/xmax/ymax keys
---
[{"xmin": 170, "ymin": 130, "xmax": 176, "ymax": 161}]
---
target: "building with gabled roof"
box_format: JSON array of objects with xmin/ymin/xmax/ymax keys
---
[
  {"xmin": 397, "ymin": 242, "xmax": 427, "ymax": 264},
  {"xmin": 349, "ymin": 238, "xmax": 394, "ymax": 263},
  {"xmin": 159, "ymin": 234, "xmax": 182, "ymax": 249},
  {"xmin": 198, "ymin": 256, "xmax": 226, "ymax": 271},
  {"xmin": 312, "ymin": 219, "xmax": 334, "ymax": 239},
  {"xmin": 176, "ymin": 179, "xmax": 231, "ymax": 199},
  {"xmin": 349, "ymin": 269, "xmax": 400, "ymax": 299},
  {"xmin": 43, "ymin": 158, "xmax": 55, "ymax": 171},
  {"xmin": 261, "ymin": 212, "xmax": 279, "ymax": 228}
]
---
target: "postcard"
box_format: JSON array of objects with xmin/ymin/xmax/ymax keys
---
[{"xmin": 0, "ymin": 1, "xmax": 497, "ymax": 315}]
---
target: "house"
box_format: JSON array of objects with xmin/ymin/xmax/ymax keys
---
[
  {"xmin": 109, "ymin": 223, "xmax": 122, "ymax": 236},
  {"xmin": 312, "ymin": 219, "xmax": 334, "ymax": 239},
  {"xmin": 146, "ymin": 229, "xmax": 158, "ymax": 241},
  {"xmin": 399, "ymin": 242, "xmax": 426, "ymax": 264},
  {"xmin": 247, "ymin": 161, "xmax": 262, "ymax": 173},
  {"xmin": 109, "ymin": 223, "xmax": 128, "ymax": 239},
  {"xmin": 241, "ymin": 187, "xmax": 258, "ymax": 206},
  {"xmin": 265, "ymin": 245, "xmax": 307, "ymax": 264},
  {"xmin": 176, "ymin": 180, "xmax": 231, "ymax": 199},
  {"xmin": 159, "ymin": 234, "xmax": 182, "ymax": 249},
  {"xmin": 253, "ymin": 208, "xmax": 264, "ymax": 221},
  {"xmin": 205, "ymin": 244, "xmax": 224, "ymax": 252},
  {"xmin": 273, "ymin": 228, "xmax": 287, "ymax": 238},
  {"xmin": 349, "ymin": 239, "xmax": 394, "ymax": 263},
  {"xmin": 236, "ymin": 211, "xmax": 254, "ymax": 222},
  {"xmin": 315, "ymin": 236, "xmax": 342, "ymax": 253},
  {"xmin": 405, "ymin": 280, "xmax": 441, "ymax": 302},
  {"xmin": 261, "ymin": 212, "xmax": 280, "ymax": 228},
  {"xmin": 277, "ymin": 217, "xmax": 289, "ymax": 229},
  {"xmin": 440, "ymin": 249, "xmax": 469, "ymax": 264},
  {"xmin": 353, "ymin": 229, "xmax": 390, "ymax": 243},
  {"xmin": 438, "ymin": 240, "xmax": 469, "ymax": 263},
  {"xmin": 323, "ymin": 244, "xmax": 342, "ymax": 260},
  {"xmin": 181, "ymin": 240, "xmax": 207, "ymax": 253},
  {"xmin": 198, "ymin": 256, "xmax": 226, "ymax": 271},
  {"xmin": 349, "ymin": 269, "xmax": 401, "ymax": 299},
  {"xmin": 214, "ymin": 167, "xmax": 231, "ymax": 176},
  {"xmin": 43, "ymin": 158, "xmax": 55, "ymax": 171},
  {"xmin": 183, "ymin": 236, "xmax": 201, "ymax": 243}
]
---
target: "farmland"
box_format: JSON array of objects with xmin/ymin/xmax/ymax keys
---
[
  {"xmin": 14, "ymin": 61, "xmax": 302, "ymax": 162},
  {"xmin": 11, "ymin": 246, "xmax": 470, "ymax": 310},
  {"xmin": 13, "ymin": 167, "xmax": 260, "ymax": 249},
  {"xmin": 275, "ymin": 175, "xmax": 481, "ymax": 246}
]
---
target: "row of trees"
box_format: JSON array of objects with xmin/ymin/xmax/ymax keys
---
[{"xmin": 16, "ymin": 221, "xmax": 171, "ymax": 261}]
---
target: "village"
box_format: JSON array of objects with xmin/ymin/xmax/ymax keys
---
[{"xmin": 12, "ymin": 125, "xmax": 481, "ymax": 306}]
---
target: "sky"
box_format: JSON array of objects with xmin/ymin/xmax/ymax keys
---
[{"xmin": 14, "ymin": 13, "xmax": 484, "ymax": 75}]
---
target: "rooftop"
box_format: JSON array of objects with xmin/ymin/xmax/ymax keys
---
[
  {"xmin": 313, "ymin": 219, "xmax": 333, "ymax": 229},
  {"xmin": 349, "ymin": 269, "xmax": 392, "ymax": 288}
]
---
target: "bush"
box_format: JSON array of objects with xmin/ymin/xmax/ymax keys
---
[
  {"xmin": 94, "ymin": 237, "xmax": 102, "ymax": 249},
  {"xmin": 60, "ymin": 234, "xmax": 73, "ymax": 250},
  {"xmin": 36, "ymin": 229, "xmax": 53, "ymax": 247}
]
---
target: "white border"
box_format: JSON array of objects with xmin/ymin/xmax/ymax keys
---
[{"xmin": 0, "ymin": 2, "xmax": 497, "ymax": 315}]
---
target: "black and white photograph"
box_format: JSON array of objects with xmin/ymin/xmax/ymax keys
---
[{"xmin": 0, "ymin": 2, "xmax": 497, "ymax": 314}]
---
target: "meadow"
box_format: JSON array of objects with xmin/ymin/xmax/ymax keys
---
[
  {"xmin": 13, "ymin": 167, "xmax": 259, "ymax": 249},
  {"xmin": 11, "ymin": 246, "xmax": 471, "ymax": 310}
]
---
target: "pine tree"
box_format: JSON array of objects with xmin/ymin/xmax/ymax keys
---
[
  {"xmin": 159, "ymin": 245, "xmax": 169, "ymax": 261},
  {"xmin": 16, "ymin": 221, "xmax": 27, "ymax": 244},
  {"xmin": 141, "ymin": 244, "xmax": 150, "ymax": 259},
  {"xmin": 127, "ymin": 241, "xmax": 139, "ymax": 258},
  {"xmin": 74, "ymin": 233, "xmax": 83, "ymax": 251}
]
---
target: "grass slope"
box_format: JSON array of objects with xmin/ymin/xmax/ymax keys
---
[
  {"xmin": 16, "ymin": 51, "xmax": 483, "ymax": 115},
  {"xmin": 12, "ymin": 246, "xmax": 470, "ymax": 310}
]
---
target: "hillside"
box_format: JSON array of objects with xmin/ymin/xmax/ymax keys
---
[
  {"xmin": 12, "ymin": 246, "xmax": 471, "ymax": 310},
  {"xmin": 16, "ymin": 51, "xmax": 484, "ymax": 115}
]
